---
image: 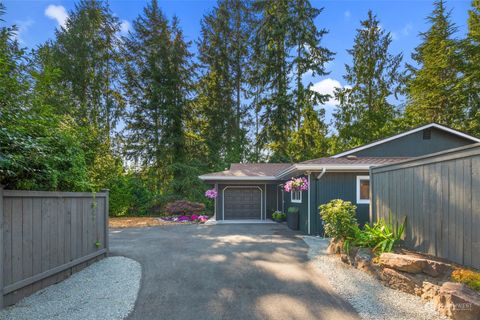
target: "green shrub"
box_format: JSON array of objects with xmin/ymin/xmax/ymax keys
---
[
  {"xmin": 346, "ymin": 215, "xmax": 406, "ymax": 254},
  {"xmin": 287, "ymin": 207, "xmax": 299, "ymax": 214},
  {"xmin": 319, "ymin": 199, "xmax": 358, "ymax": 240},
  {"xmin": 272, "ymin": 211, "xmax": 286, "ymax": 221},
  {"xmin": 451, "ymin": 269, "xmax": 480, "ymax": 292}
]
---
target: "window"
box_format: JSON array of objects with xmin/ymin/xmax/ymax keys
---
[
  {"xmin": 291, "ymin": 190, "xmax": 302, "ymax": 203},
  {"xmin": 356, "ymin": 176, "xmax": 370, "ymax": 204}
]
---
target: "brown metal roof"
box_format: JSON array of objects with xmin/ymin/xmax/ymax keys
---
[
  {"xmin": 299, "ymin": 157, "xmax": 410, "ymax": 165},
  {"xmin": 202, "ymin": 163, "xmax": 291, "ymax": 177}
]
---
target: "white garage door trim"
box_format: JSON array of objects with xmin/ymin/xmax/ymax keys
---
[{"xmin": 222, "ymin": 186, "xmax": 263, "ymax": 220}]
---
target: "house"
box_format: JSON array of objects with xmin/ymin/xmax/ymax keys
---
[{"xmin": 199, "ymin": 123, "xmax": 480, "ymax": 235}]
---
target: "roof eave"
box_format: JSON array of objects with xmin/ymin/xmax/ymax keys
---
[
  {"xmin": 198, "ymin": 175, "xmax": 278, "ymax": 181},
  {"xmin": 331, "ymin": 123, "xmax": 480, "ymax": 158}
]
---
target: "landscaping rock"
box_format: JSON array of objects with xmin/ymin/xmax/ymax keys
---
[
  {"xmin": 421, "ymin": 281, "xmax": 441, "ymax": 301},
  {"xmin": 327, "ymin": 238, "xmax": 344, "ymax": 254},
  {"xmin": 379, "ymin": 267, "xmax": 423, "ymax": 295},
  {"xmin": 379, "ymin": 253, "xmax": 426, "ymax": 274},
  {"xmin": 434, "ymin": 282, "xmax": 480, "ymax": 320},
  {"xmin": 340, "ymin": 253, "xmax": 350, "ymax": 264},
  {"xmin": 423, "ymin": 260, "xmax": 453, "ymax": 278},
  {"xmin": 354, "ymin": 248, "xmax": 379, "ymax": 278}
]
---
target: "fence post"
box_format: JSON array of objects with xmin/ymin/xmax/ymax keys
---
[
  {"xmin": 0, "ymin": 185, "xmax": 4, "ymax": 309},
  {"xmin": 101, "ymin": 189, "xmax": 109, "ymax": 255}
]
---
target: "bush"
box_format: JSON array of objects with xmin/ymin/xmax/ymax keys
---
[
  {"xmin": 164, "ymin": 200, "xmax": 206, "ymax": 215},
  {"xmin": 451, "ymin": 269, "xmax": 480, "ymax": 292},
  {"xmin": 346, "ymin": 214, "xmax": 406, "ymax": 254},
  {"xmin": 287, "ymin": 207, "xmax": 299, "ymax": 214},
  {"xmin": 319, "ymin": 199, "xmax": 358, "ymax": 240},
  {"xmin": 272, "ymin": 211, "xmax": 286, "ymax": 221}
]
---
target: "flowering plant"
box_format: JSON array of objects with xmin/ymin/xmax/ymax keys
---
[
  {"xmin": 161, "ymin": 215, "xmax": 210, "ymax": 223},
  {"xmin": 283, "ymin": 177, "xmax": 308, "ymax": 192},
  {"xmin": 205, "ymin": 188, "xmax": 218, "ymax": 199}
]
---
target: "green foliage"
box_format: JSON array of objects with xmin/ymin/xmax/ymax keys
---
[
  {"xmin": 319, "ymin": 199, "xmax": 358, "ymax": 240},
  {"xmin": 405, "ymin": 0, "xmax": 464, "ymax": 128},
  {"xmin": 272, "ymin": 211, "xmax": 287, "ymax": 221},
  {"xmin": 346, "ymin": 216, "xmax": 406, "ymax": 254},
  {"xmin": 287, "ymin": 206, "xmax": 299, "ymax": 214},
  {"xmin": 334, "ymin": 10, "xmax": 404, "ymax": 151},
  {"xmin": 451, "ymin": 268, "xmax": 480, "ymax": 292}
]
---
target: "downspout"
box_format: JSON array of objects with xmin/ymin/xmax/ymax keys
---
[
  {"xmin": 307, "ymin": 172, "xmax": 311, "ymax": 234},
  {"xmin": 317, "ymin": 168, "xmax": 327, "ymax": 236}
]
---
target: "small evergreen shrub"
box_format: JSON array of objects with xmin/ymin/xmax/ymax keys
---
[
  {"xmin": 272, "ymin": 211, "xmax": 287, "ymax": 221},
  {"xmin": 319, "ymin": 199, "xmax": 358, "ymax": 240},
  {"xmin": 451, "ymin": 269, "xmax": 480, "ymax": 292}
]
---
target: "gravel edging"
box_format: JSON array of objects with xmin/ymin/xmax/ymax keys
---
[
  {"xmin": 303, "ymin": 236, "xmax": 447, "ymax": 320},
  {"xmin": 0, "ymin": 256, "xmax": 141, "ymax": 320}
]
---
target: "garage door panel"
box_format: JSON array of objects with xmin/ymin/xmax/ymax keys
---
[{"xmin": 224, "ymin": 187, "xmax": 262, "ymax": 220}]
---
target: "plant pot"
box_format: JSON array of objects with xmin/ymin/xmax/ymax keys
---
[{"xmin": 287, "ymin": 211, "xmax": 299, "ymax": 230}]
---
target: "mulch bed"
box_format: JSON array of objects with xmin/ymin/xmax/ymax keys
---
[{"xmin": 109, "ymin": 217, "xmax": 193, "ymax": 228}]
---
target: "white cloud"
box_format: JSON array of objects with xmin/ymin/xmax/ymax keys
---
[
  {"xmin": 45, "ymin": 5, "xmax": 68, "ymax": 28},
  {"xmin": 310, "ymin": 78, "xmax": 346, "ymax": 106},
  {"xmin": 120, "ymin": 20, "xmax": 131, "ymax": 34},
  {"xmin": 344, "ymin": 11, "xmax": 351, "ymax": 19},
  {"xmin": 402, "ymin": 23, "xmax": 413, "ymax": 36}
]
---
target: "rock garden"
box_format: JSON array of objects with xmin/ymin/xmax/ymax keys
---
[{"xmin": 318, "ymin": 199, "xmax": 480, "ymax": 320}]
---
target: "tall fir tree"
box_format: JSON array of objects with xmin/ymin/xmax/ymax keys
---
[
  {"xmin": 462, "ymin": 0, "xmax": 480, "ymax": 135},
  {"xmin": 288, "ymin": 0, "xmax": 333, "ymax": 161},
  {"xmin": 251, "ymin": 0, "xmax": 293, "ymax": 162},
  {"xmin": 123, "ymin": 0, "xmax": 198, "ymax": 199},
  {"xmin": 196, "ymin": 0, "xmax": 252, "ymax": 170},
  {"xmin": 251, "ymin": 0, "xmax": 333, "ymax": 162},
  {"xmin": 333, "ymin": 10, "xmax": 403, "ymax": 150},
  {"xmin": 405, "ymin": 0, "xmax": 463, "ymax": 128}
]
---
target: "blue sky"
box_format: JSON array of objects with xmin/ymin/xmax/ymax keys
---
[{"xmin": 4, "ymin": 0, "xmax": 473, "ymax": 123}]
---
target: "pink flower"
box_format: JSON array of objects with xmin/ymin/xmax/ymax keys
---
[
  {"xmin": 283, "ymin": 177, "xmax": 308, "ymax": 192},
  {"xmin": 205, "ymin": 188, "xmax": 218, "ymax": 199}
]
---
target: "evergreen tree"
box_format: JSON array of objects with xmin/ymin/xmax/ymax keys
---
[
  {"xmin": 405, "ymin": 0, "xmax": 463, "ymax": 128},
  {"xmin": 123, "ymin": 0, "xmax": 198, "ymax": 199},
  {"xmin": 52, "ymin": 0, "xmax": 125, "ymax": 141},
  {"xmin": 251, "ymin": 0, "xmax": 293, "ymax": 162},
  {"xmin": 462, "ymin": 0, "xmax": 480, "ymax": 135},
  {"xmin": 196, "ymin": 0, "xmax": 252, "ymax": 170},
  {"xmin": 333, "ymin": 10, "xmax": 403, "ymax": 150}
]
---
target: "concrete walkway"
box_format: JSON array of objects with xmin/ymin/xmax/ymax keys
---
[{"xmin": 110, "ymin": 223, "xmax": 359, "ymax": 320}]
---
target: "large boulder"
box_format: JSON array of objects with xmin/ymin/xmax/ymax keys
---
[
  {"xmin": 379, "ymin": 253, "xmax": 452, "ymax": 278},
  {"xmin": 379, "ymin": 267, "xmax": 423, "ymax": 295},
  {"xmin": 379, "ymin": 253, "xmax": 426, "ymax": 274},
  {"xmin": 434, "ymin": 282, "xmax": 480, "ymax": 320},
  {"xmin": 354, "ymin": 248, "xmax": 379, "ymax": 278}
]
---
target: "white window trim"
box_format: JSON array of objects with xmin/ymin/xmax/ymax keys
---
[
  {"xmin": 291, "ymin": 190, "xmax": 302, "ymax": 203},
  {"xmin": 356, "ymin": 175, "xmax": 370, "ymax": 204}
]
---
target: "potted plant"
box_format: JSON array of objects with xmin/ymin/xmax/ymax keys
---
[
  {"xmin": 287, "ymin": 207, "xmax": 299, "ymax": 230},
  {"xmin": 272, "ymin": 211, "xmax": 287, "ymax": 222}
]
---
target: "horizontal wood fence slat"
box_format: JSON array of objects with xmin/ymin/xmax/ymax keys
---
[
  {"xmin": 370, "ymin": 144, "xmax": 480, "ymax": 270},
  {"xmin": 0, "ymin": 188, "xmax": 109, "ymax": 308}
]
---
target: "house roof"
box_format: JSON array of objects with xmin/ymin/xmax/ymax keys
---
[
  {"xmin": 299, "ymin": 157, "xmax": 409, "ymax": 165},
  {"xmin": 199, "ymin": 163, "xmax": 291, "ymax": 181},
  {"xmin": 331, "ymin": 123, "xmax": 480, "ymax": 158}
]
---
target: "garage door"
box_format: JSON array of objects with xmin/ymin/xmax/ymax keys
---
[{"xmin": 224, "ymin": 187, "xmax": 262, "ymax": 220}]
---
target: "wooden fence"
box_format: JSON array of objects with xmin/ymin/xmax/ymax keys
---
[
  {"xmin": 0, "ymin": 188, "xmax": 109, "ymax": 307},
  {"xmin": 370, "ymin": 144, "xmax": 480, "ymax": 270}
]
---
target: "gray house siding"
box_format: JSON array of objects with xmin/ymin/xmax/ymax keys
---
[
  {"xmin": 284, "ymin": 189, "xmax": 309, "ymax": 234},
  {"xmin": 351, "ymin": 127, "xmax": 474, "ymax": 158},
  {"xmin": 214, "ymin": 182, "xmax": 278, "ymax": 220},
  {"xmin": 314, "ymin": 172, "xmax": 369, "ymax": 235}
]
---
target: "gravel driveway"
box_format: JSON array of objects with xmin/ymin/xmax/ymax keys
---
[
  {"xmin": 0, "ymin": 256, "xmax": 141, "ymax": 320},
  {"xmin": 110, "ymin": 224, "xmax": 359, "ymax": 320},
  {"xmin": 304, "ymin": 237, "xmax": 447, "ymax": 320}
]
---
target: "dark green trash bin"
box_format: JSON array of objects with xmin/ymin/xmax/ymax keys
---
[{"xmin": 287, "ymin": 207, "xmax": 299, "ymax": 230}]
